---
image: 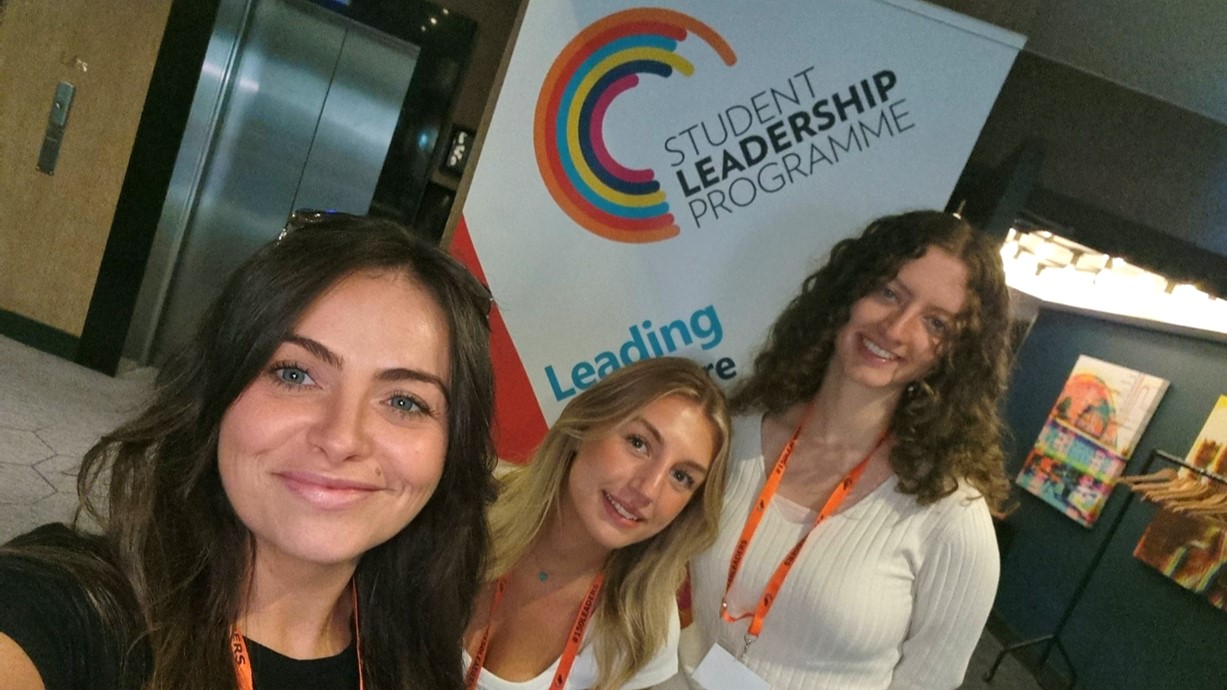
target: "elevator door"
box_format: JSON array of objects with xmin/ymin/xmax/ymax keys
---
[{"xmin": 147, "ymin": 0, "xmax": 418, "ymax": 363}]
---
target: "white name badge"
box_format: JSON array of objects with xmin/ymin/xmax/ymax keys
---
[{"xmin": 692, "ymin": 644, "xmax": 770, "ymax": 690}]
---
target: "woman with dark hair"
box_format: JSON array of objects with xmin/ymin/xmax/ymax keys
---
[
  {"xmin": 464, "ymin": 357, "xmax": 731, "ymax": 690},
  {"xmin": 0, "ymin": 214, "xmax": 495, "ymax": 690},
  {"xmin": 667, "ymin": 211, "xmax": 1011, "ymax": 689}
]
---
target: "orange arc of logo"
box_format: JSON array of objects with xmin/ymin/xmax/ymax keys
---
[{"xmin": 534, "ymin": 8, "xmax": 736, "ymax": 243}]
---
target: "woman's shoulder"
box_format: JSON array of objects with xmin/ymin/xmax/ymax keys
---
[
  {"xmin": 0, "ymin": 524, "xmax": 142, "ymax": 690},
  {"xmin": 904, "ymin": 478, "xmax": 993, "ymax": 516},
  {"xmin": 943, "ymin": 479, "xmax": 995, "ymax": 514},
  {"xmin": 871, "ymin": 478, "xmax": 995, "ymax": 541},
  {"xmin": 1, "ymin": 523, "xmax": 127, "ymax": 590},
  {"xmin": 905, "ymin": 480, "xmax": 997, "ymax": 552}
]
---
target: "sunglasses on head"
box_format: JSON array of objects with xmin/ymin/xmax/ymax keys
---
[
  {"xmin": 278, "ymin": 209, "xmax": 496, "ymax": 316},
  {"xmin": 277, "ymin": 208, "xmax": 355, "ymax": 242}
]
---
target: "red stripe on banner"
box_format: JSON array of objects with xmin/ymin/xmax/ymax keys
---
[{"xmin": 450, "ymin": 216, "xmax": 549, "ymax": 462}]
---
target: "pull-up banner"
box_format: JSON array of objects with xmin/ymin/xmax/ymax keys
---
[{"xmin": 454, "ymin": 0, "xmax": 1024, "ymax": 458}]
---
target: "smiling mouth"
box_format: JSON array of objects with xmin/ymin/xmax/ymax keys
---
[
  {"xmin": 603, "ymin": 491, "xmax": 644, "ymax": 522},
  {"xmin": 861, "ymin": 336, "xmax": 899, "ymax": 360},
  {"xmin": 279, "ymin": 472, "xmax": 380, "ymax": 510}
]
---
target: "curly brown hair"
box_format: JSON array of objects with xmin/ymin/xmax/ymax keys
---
[{"xmin": 731, "ymin": 210, "xmax": 1011, "ymax": 511}]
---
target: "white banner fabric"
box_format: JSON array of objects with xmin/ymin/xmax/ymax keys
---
[{"xmin": 458, "ymin": 0, "xmax": 1023, "ymax": 447}]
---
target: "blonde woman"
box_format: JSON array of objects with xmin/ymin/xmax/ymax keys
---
[{"xmin": 464, "ymin": 357, "xmax": 731, "ymax": 690}]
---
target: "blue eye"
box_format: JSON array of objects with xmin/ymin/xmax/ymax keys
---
[
  {"xmin": 388, "ymin": 394, "xmax": 430, "ymax": 417},
  {"xmin": 270, "ymin": 364, "xmax": 314, "ymax": 387}
]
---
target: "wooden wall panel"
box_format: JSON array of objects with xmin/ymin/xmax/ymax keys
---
[{"xmin": 0, "ymin": 0, "xmax": 172, "ymax": 335}]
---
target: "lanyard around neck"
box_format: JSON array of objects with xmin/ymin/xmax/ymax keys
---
[
  {"xmin": 232, "ymin": 581, "xmax": 364, "ymax": 690},
  {"xmin": 721, "ymin": 405, "xmax": 888, "ymax": 657},
  {"xmin": 466, "ymin": 571, "xmax": 605, "ymax": 690}
]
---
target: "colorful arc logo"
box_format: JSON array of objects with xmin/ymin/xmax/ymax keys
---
[{"xmin": 534, "ymin": 8, "xmax": 736, "ymax": 244}]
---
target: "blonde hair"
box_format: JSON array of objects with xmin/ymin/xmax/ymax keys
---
[{"xmin": 487, "ymin": 357, "xmax": 731, "ymax": 689}]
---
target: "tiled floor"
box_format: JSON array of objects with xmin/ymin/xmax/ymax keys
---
[
  {"xmin": 0, "ymin": 334, "xmax": 1044, "ymax": 688},
  {"xmin": 0, "ymin": 335, "xmax": 152, "ymax": 543}
]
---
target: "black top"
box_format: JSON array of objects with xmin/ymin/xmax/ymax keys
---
[
  {"xmin": 243, "ymin": 636, "xmax": 359, "ymax": 690},
  {"xmin": 0, "ymin": 526, "xmax": 359, "ymax": 690},
  {"xmin": 0, "ymin": 546, "xmax": 134, "ymax": 690}
]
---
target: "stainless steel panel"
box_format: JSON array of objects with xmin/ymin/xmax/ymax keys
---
[
  {"xmin": 130, "ymin": 0, "xmax": 419, "ymax": 363},
  {"xmin": 124, "ymin": 0, "xmax": 251, "ymax": 364},
  {"xmin": 293, "ymin": 22, "xmax": 417, "ymax": 212},
  {"xmin": 151, "ymin": 0, "xmax": 345, "ymax": 361}
]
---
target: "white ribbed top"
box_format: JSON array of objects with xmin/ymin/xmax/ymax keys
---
[
  {"xmin": 665, "ymin": 415, "xmax": 999, "ymax": 690},
  {"xmin": 465, "ymin": 605, "xmax": 679, "ymax": 690}
]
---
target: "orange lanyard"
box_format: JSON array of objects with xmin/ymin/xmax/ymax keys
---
[
  {"xmin": 466, "ymin": 571, "xmax": 605, "ymax": 690},
  {"xmin": 232, "ymin": 582, "xmax": 365, "ymax": 690},
  {"xmin": 721, "ymin": 407, "xmax": 887, "ymax": 659}
]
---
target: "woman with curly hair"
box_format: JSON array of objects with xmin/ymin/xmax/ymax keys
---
[
  {"xmin": 667, "ymin": 210, "xmax": 1011, "ymax": 690},
  {"xmin": 464, "ymin": 357, "xmax": 731, "ymax": 690},
  {"xmin": 0, "ymin": 213, "xmax": 495, "ymax": 690}
]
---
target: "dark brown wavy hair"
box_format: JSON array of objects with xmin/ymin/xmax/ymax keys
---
[
  {"xmin": 2, "ymin": 215, "xmax": 495, "ymax": 689},
  {"xmin": 731, "ymin": 210, "xmax": 1011, "ymax": 510}
]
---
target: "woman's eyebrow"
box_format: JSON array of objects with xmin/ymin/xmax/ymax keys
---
[
  {"xmin": 888, "ymin": 277, "xmax": 913, "ymax": 299},
  {"xmin": 677, "ymin": 459, "xmax": 710, "ymax": 476},
  {"xmin": 284, "ymin": 334, "xmax": 342, "ymax": 367},
  {"xmin": 377, "ymin": 367, "xmax": 451, "ymax": 402},
  {"xmin": 284, "ymin": 334, "xmax": 450, "ymax": 400},
  {"xmin": 636, "ymin": 416, "xmax": 665, "ymax": 448}
]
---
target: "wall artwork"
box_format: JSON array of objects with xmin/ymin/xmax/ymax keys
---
[
  {"xmin": 1015, "ymin": 355, "xmax": 1169, "ymax": 526},
  {"xmin": 1134, "ymin": 396, "xmax": 1227, "ymax": 613}
]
